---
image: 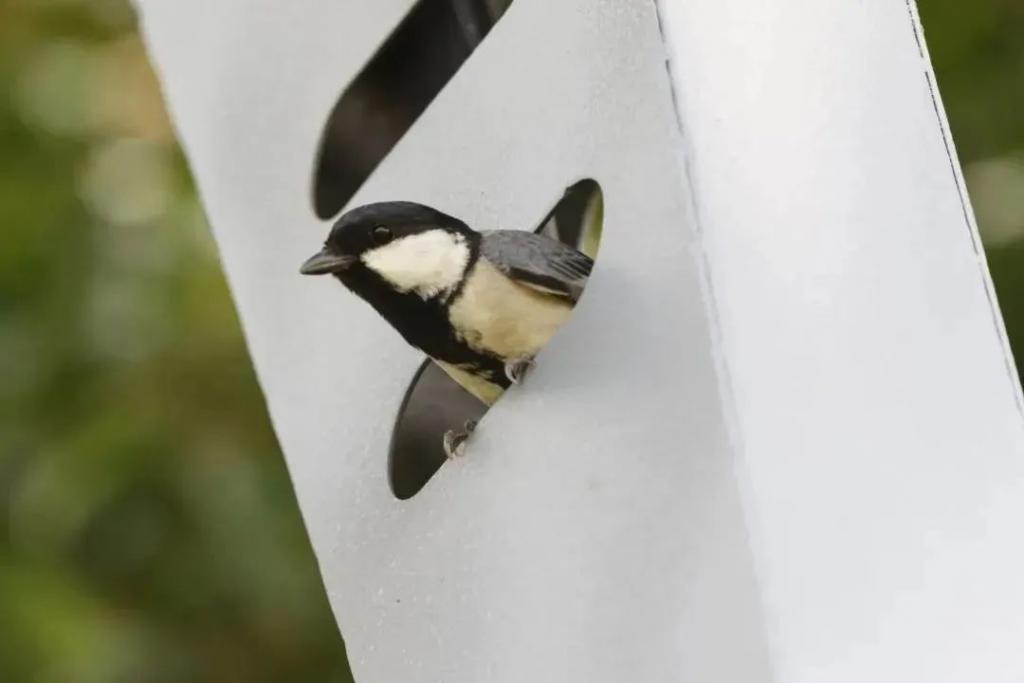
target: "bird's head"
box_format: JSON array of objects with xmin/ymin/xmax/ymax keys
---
[{"xmin": 301, "ymin": 201, "xmax": 478, "ymax": 300}]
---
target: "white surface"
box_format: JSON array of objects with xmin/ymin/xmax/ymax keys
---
[
  {"xmin": 135, "ymin": 0, "xmax": 1024, "ymax": 680},
  {"xmin": 658, "ymin": 1, "xmax": 1024, "ymax": 681},
  {"xmin": 136, "ymin": 1, "xmax": 768, "ymax": 681}
]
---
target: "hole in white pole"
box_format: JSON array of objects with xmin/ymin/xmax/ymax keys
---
[
  {"xmin": 388, "ymin": 179, "xmax": 603, "ymax": 499},
  {"xmin": 312, "ymin": 0, "xmax": 515, "ymax": 220}
]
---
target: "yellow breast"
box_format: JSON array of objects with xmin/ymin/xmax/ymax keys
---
[{"xmin": 447, "ymin": 259, "xmax": 573, "ymax": 361}]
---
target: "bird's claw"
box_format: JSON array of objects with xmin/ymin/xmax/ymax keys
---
[
  {"xmin": 443, "ymin": 419, "xmax": 479, "ymax": 459},
  {"xmin": 504, "ymin": 357, "xmax": 535, "ymax": 385}
]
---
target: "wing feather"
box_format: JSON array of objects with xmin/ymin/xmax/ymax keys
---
[{"xmin": 479, "ymin": 231, "xmax": 593, "ymax": 302}]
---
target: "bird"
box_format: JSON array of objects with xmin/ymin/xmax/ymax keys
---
[{"xmin": 300, "ymin": 201, "xmax": 593, "ymax": 457}]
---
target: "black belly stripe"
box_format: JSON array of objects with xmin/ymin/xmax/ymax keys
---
[{"xmin": 336, "ymin": 263, "xmax": 511, "ymax": 390}]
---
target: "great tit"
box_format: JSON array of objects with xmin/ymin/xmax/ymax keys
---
[{"xmin": 300, "ymin": 201, "xmax": 593, "ymax": 456}]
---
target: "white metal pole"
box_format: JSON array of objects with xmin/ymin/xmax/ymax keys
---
[
  {"xmin": 136, "ymin": 0, "xmax": 1024, "ymax": 680},
  {"xmin": 658, "ymin": 1, "xmax": 1024, "ymax": 679}
]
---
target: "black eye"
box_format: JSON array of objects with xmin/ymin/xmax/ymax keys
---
[{"xmin": 372, "ymin": 225, "xmax": 393, "ymax": 245}]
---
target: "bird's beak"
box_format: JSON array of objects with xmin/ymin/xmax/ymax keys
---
[{"xmin": 300, "ymin": 250, "xmax": 356, "ymax": 275}]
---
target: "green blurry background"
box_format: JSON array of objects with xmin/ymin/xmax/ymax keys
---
[
  {"xmin": 0, "ymin": 1, "xmax": 352, "ymax": 681},
  {"xmin": 0, "ymin": 1, "xmax": 1021, "ymax": 681}
]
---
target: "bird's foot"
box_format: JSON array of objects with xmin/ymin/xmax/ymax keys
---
[
  {"xmin": 504, "ymin": 357, "xmax": 535, "ymax": 385},
  {"xmin": 443, "ymin": 419, "xmax": 479, "ymax": 459}
]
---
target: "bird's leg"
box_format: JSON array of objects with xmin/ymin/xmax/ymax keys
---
[
  {"xmin": 443, "ymin": 419, "xmax": 479, "ymax": 459},
  {"xmin": 504, "ymin": 357, "xmax": 535, "ymax": 385}
]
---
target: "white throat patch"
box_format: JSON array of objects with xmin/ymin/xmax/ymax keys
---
[{"xmin": 361, "ymin": 229, "xmax": 471, "ymax": 300}]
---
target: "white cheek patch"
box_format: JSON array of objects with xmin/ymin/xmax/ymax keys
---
[{"xmin": 361, "ymin": 229, "xmax": 470, "ymax": 299}]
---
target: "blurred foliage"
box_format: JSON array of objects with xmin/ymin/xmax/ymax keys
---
[
  {"xmin": 0, "ymin": 1, "xmax": 352, "ymax": 681},
  {"xmin": 0, "ymin": 0, "xmax": 1020, "ymax": 681}
]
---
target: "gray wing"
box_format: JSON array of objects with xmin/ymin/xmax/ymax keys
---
[{"xmin": 480, "ymin": 230, "xmax": 593, "ymax": 302}]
